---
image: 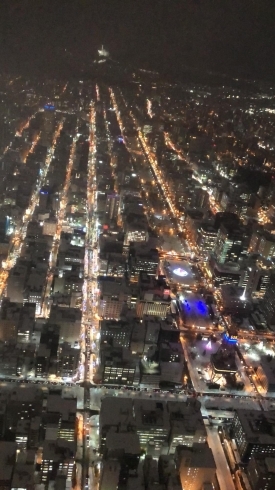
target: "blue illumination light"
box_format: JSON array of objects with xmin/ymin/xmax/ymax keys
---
[
  {"xmin": 195, "ymin": 300, "xmax": 208, "ymax": 315},
  {"xmin": 44, "ymin": 104, "xmax": 55, "ymax": 111},
  {"xmin": 223, "ymin": 333, "xmax": 237, "ymax": 344}
]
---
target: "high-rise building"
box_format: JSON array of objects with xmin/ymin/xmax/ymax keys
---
[
  {"xmin": 231, "ymin": 410, "xmax": 275, "ymax": 462},
  {"xmin": 57, "ymin": 343, "xmax": 80, "ymax": 378},
  {"xmin": 105, "ymin": 193, "xmax": 120, "ymax": 220},
  {"xmin": 262, "ymin": 274, "xmax": 275, "ymax": 325},
  {"xmin": 134, "ymin": 399, "xmax": 170, "ymax": 453},
  {"xmin": 101, "ymin": 346, "xmax": 136, "ymax": 386},
  {"xmin": 129, "ymin": 249, "xmax": 159, "ymax": 281},
  {"xmin": 258, "ymin": 231, "xmax": 275, "ymax": 260},
  {"xmin": 98, "ymin": 278, "xmax": 132, "ymax": 320},
  {"xmin": 175, "ymin": 442, "xmax": 216, "ymax": 490},
  {"xmin": 214, "ymin": 223, "xmax": 250, "ymax": 263},
  {"xmin": 196, "ymin": 223, "xmax": 218, "ymax": 256},
  {"xmin": 247, "ymin": 455, "xmax": 275, "ymax": 490},
  {"xmin": 100, "ymin": 460, "xmax": 121, "ymax": 490},
  {"xmin": 239, "ymin": 258, "xmax": 272, "ymax": 299}
]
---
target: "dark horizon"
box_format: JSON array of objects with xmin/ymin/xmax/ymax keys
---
[{"xmin": 1, "ymin": 0, "xmax": 275, "ymax": 82}]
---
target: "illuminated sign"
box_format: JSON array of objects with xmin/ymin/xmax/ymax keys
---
[
  {"xmin": 174, "ymin": 267, "xmax": 188, "ymax": 277},
  {"xmin": 44, "ymin": 104, "xmax": 55, "ymax": 111},
  {"xmin": 223, "ymin": 332, "xmax": 238, "ymax": 344}
]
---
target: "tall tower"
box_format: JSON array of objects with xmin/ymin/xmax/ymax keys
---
[{"xmin": 98, "ymin": 45, "xmax": 109, "ymax": 58}]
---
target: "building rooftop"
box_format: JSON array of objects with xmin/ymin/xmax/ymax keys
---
[
  {"xmin": 12, "ymin": 463, "xmax": 34, "ymax": 489},
  {"xmin": 100, "ymin": 397, "xmax": 135, "ymax": 429},
  {"xmin": 235, "ymin": 409, "xmax": 275, "ymax": 445},
  {"xmin": 177, "ymin": 442, "xmax": 216, "ymax": 469},
  {"xmin": 167, "ymin": 399, "xmax": 206, "ymax": 436},
  {"xmin": 258, "ymin": 356, "xmax": 275, "ymax": 385},
  {"xmin": 106, "ymin": 432, "xmax": 141, "ymax": 455},
  {"xmin": 47, "ymin": 392, "xmax": 77, "ymax": 420},
  {"xmin": 99, "ymin": 277, "xmax": 131, "ymax": 296},
  {"xmin": 0, "ymin": 441, "xmax": 16, "ymax": 481},
  {"xmin": 133, "ymin": 399, "xmax": 170, "ymax": 430}
]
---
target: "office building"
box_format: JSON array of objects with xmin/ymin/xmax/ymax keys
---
[
  {"xmin": 135, "ymin": 272, "xmax": 171, "ymax": 319},
  {"xmin": 7, "ymin": 260, "xmax": 29, "ymax": 303},
  {"xmin": 256, "ymin": 356, "xmax": 275, "ymax": 393},
  {"xmin": 247, "ymin": 455, "xmax": 275, "ymax": 490},
  {"xmin": 101, "ymin": 347, "xmax": 136, "ymax": 386},
  {"xmin": 103, "ymin": 432, "xmax": 141, "ymax": 484},
  {"xmin": 231, "ymin": 410, "xmax": 275, "ymax": 461},
  {"xmin": 43, "ymin": 218, "xmax": 57, "ymax": 236},
  {"xmin": 196, "ymin": 223, "xmax": 218, "ymax": 256},
  {"xmin": 219, "ymin": 284, "xmax": 252, "ymax": 315},
  {"xmin": 258, "ymin": 231, "xmax": 275, "ymax": 260},
  {"xmin": 207, "ymin": 256, "xmax": 241, "ymax": 287},
  {"xmin": 167, "ymin": 399, "xmax": 207, "ymax": 453},
  {"xmin": 129, "ymin": 248, "xmax": 159, "ymax": 281},
  {"xmin": 262, "ymin": 274, "xmax": 275, "ymax": 326},
  {"xmin": 57, "ymin": 343, "xmax": 80, "ymax": 379},
  {"xmin": 125, "ymin": 224, "xmax": 149, "ymax": 246},
  {"xmin": 214, "ymin": 223, "xmax": 250, "ymax": 263},
  {"xmin": 176, "ymin": 442, "xmax": 216, "ymax": 490},
  {"xmin": 239, "ymin": 258, "xmax": 272, "ymax": 299},
  {"xmin": 134, "ymin": 399, "xmax": 170, "ymax": 455},
  {"xmin": 100, "ymin": 319, "xmax": 133, "ymax": 349},
  {"xmin": 100, "ymin": 397, "xmax": 136, "ymax": 452},
  {"xmin": 98, "ymin": 277, "xmax": 132, "ymax": 320},
  {"xmin": 105, "ymin": 193, "xmax": 120, "ymax": 220}
]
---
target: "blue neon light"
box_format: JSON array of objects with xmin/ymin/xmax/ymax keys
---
[
  {"xmin": 223, "ymin": 333, "xmax": 237, "ymax": 344},
  {"xmin": 44, "ymin": 104, "xmax": 55, "ymax": 111}
]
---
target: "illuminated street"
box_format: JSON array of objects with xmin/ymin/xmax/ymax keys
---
[
  {"xmin": 0, "ymin": 120, "xmax": 64, "ymax": 298},
  {"xmin": 0, "ymin": 49, "xmax": 275, "ymax": 490},
  {"xmin": 42, "ymin": 124, "xmax": 79, "ymax": 317},
  {"xmin": 1, "ymin": 3, "xmax": 274, "ymax": 490}
]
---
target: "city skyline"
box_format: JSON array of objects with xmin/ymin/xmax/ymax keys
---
[
  {"xmin": 1, "ymin": 3, "xmax": 275, "ymax": 489},
  {"xmin": 1, "ymin": 1, "xmax": 275, "ymax": 81}
]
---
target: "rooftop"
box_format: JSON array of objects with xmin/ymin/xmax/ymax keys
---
[
  {"xmin": 177, "ymin": 442, "xmax": 216, "ymax": 469},
  {"xmin": 235, "ymin": 409, "xmax": 275, "ymax": 445}
]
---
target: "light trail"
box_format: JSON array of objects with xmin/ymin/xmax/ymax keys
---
[
  {"xmin": 0, "ymin": 120, "xmax": 64, "ymax": 298},
  {"xmin": 23, "ymin": 131, "xmax": 41, "ymax": 163}
]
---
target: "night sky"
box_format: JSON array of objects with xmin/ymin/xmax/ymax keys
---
[{"xmin": 0, "ymin": 0, "xmax": 275, "ymax": 80}]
